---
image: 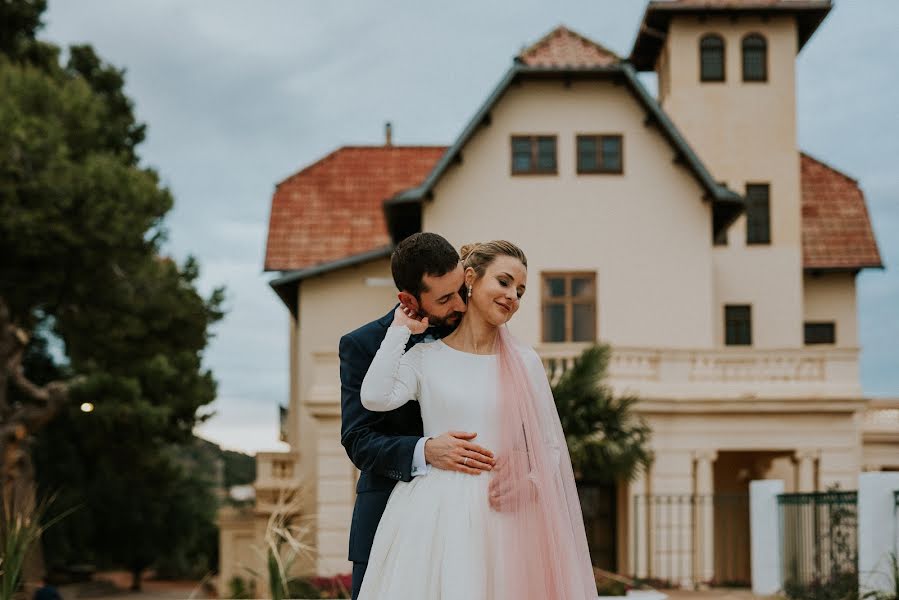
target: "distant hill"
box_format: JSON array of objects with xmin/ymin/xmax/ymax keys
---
[{"xmin": 181, "ymin": 435, "xmax": 256, "ymax": 490}]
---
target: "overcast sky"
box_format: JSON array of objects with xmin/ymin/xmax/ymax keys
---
[{"xmin": 42, "ymin": 1, "xmax": 898, "ymax": 454}]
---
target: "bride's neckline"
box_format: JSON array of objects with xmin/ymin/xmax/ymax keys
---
[{"xmin": 436, "ymin": 339, "xmax": 497, "ymax": 357}]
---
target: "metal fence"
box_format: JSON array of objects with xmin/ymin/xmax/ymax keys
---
[
  {"xmin": 631, "ymin": 493, "xmax": 751, "ymax": 589},
  {"xmin": 778, "ymin": 491, "xmax": 858, "ymax": 597}
]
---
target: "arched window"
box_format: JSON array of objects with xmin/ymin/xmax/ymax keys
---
[
  {"xmin": 700, "ymin": 34, "xmax": 725, "ymax": 82},
  {"xmin": 742, "ymin": 34, "xmax": 768, "ymax": 81}
]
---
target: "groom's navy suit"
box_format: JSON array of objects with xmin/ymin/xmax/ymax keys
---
[{"xmin": 340, "ymin": 307, "xmax": 445, "ymax": 597}]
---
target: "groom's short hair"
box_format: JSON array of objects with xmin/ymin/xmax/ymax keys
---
[{"xmin": 391, "ymin": 232, "xmax": 459, "ymax": 298}]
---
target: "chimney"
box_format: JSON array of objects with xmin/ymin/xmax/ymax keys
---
[{"xmin": 384, "ymin": 121, "xmax": 393, "ymax": 146}]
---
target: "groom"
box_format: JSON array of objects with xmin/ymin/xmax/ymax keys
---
[{"xmin": 339, "ymin": 232, "xmax": 497, "ymax": 599}]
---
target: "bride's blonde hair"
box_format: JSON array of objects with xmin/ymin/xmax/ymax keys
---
[{"xmin": 459, "ymin": 240, "xmax": 527, "ymax": 279}]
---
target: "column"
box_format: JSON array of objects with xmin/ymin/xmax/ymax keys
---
[
  {"xmin": 750, "ymin": 479, "xmax": 785, "ymax": 595},
  {"xmin": 693, "ymin": 450, "xmax": 717, "ymax": 587},
  {"xmin": 794, "ymin": 449, "xmax": 818, "ymax": 492},
  {"xmin": 629, "ymin": 468, "xmax": 651, "ymax": 578},
  {"xmin": 858, "ymin": 472, "xmax": 899, "ymax": 597}
]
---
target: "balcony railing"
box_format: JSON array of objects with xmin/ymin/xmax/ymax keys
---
[
  {"xmin": 306, "ymin": 343, "xmax": 862, "ymax": 405},
  {"xmin": 536, "ymin": 343, "xmax": 861, "ymax": 400},
  {"xmin": 255, "ymin": 451, "xmax": 301, "ymax": 490}
]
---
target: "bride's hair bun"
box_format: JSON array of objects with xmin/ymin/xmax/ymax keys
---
[
  {"xmin": 459, "ymin": 240, "xmax": 527, "ymax": 277},
  {"xmin": 459, "ymin": 242, "xmax": 482, "ymax": 264}
]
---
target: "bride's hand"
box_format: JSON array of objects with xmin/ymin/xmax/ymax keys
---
[
  {"xmin": 392, "ymin": 304, "xmax": 429, "ymax": 335},
  {"xmin": 488, "ymin": 458, "xmax": 538, "ymax": 512}
]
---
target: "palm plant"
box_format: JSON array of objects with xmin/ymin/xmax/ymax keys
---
[{"xmin": 551, "ymin": 344, "xmax": 653, "ymax": 483}]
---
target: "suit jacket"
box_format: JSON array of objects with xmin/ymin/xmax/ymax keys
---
[{"xmin": 339, "ymin": 307, "xmax": 425, "ymax": 563}]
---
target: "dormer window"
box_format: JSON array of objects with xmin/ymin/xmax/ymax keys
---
[
  {"xmin": 742, "ymin": 34, "xmax": 768, "ymax": 82},
  {"xmin": 700, "ymin": 34, "xmax": 725, "ymax": 82}
]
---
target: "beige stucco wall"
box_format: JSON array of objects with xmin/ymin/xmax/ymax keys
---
[
  {"xmin": 803, "ymin": 272, "xmax": 859, "ymax": 347},
  {"xmin": 218, "ymin": 509, "xmax": 267, "ymax": 597},
  {"xmin": 660, "ymin": 15, "xmax": 804, "ymax": 349},
  {"xmin": 423, "ymin": 78, "xmax": 717, "ymax": 349},
  {"xmin": 645, "ymin": 410, "xmax": 861, "ymax": 493},
  {"xmin": 294, "ymin": 257, "xmax": 396, "ymax": 574},
  {"xmin": 863, "ymin": 440, "xmax": 899, "ymax": 471}
]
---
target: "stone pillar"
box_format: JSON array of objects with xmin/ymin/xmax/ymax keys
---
[
  {"xmin": 750, "ymin": 479, "xmax": 785, "ymax": 596},
  {"xmin": 629, "ymin": 467, "xmax": 651, "ymax": 578},
  {"xmin": 858, "ymin": 472, "xmax": 899, "ymax": 597},
  {"xmin": 794, "ymin": 449, "xmax": 818, "ymax": 492},
  {"xmin": 305, "ymin": 351, "xmax": 354, "ymax": 576},
  {"xmin": 693, "ymin": 450, "xmax": 717, "ymax": 587}
]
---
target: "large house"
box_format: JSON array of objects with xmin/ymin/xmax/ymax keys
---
[{"xmin": 219, "ymin": 0, "xmax": 897, "ymax": 591}]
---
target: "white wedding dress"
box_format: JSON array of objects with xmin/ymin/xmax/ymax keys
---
[{"xmin": 357, "ymin": 325, "xmax": 557, "ymax": 599}]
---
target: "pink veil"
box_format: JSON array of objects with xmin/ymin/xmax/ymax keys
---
[{"xmin": 492, "ymin": 325, "xmax": 597, "ymax": 599}]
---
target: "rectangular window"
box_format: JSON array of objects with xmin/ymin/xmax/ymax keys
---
[
  {"xmin": 542, "ymin": 272, "xmax": 597, "ymax": 343},
  {"xmin": 746, "ymin": 183, "xmax": 771, "ymax": 245},
  {"xmin": 724, "ymin": 305, "xmax": 752, "ymax": 346},
  {"xmin": 577, "ymin": 135, "xmax": 623, "ymax": 174},
  {"xmin": 511, "ymin": 135, "xmax": 557, "ymax": 175},
  {"xmin": 804, "ymin": 322, "xmax": 836, "ymax": 345}
]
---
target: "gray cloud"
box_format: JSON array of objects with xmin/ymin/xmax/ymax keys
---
[{"xmin": 42, "ymin": 1, "xmax": 899, "ymax": 451}]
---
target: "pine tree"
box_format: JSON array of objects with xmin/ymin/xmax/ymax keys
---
[
  {"xmin": 0, "ymin": 0, "xmax": 225, "ymax": 589},
  {"xmin": 552, "ymin": 345, "xmax": 653, "ymax": 483}
]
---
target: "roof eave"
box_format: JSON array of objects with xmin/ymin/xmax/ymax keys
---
[
  {"xmin": 387, "ymin": 64, "xmax": 624, "ymax": 205},
  {"xmin": 630, "ymin": 2, "xmax": 833, "ymax": 72},
  {"xmin": 804, "ymin": 262, "xmax": 885, "ymax": 274},
  {"xmin": 385, "ymin": 61, "xmax": 743, "ymax": 241},
  {"xmin": 268, "ymin": 245, "xmax": 393, "ymax": 315},
  {"xmin": 619, "ymin": 63, "xmax": 745, "ymax": 220}
]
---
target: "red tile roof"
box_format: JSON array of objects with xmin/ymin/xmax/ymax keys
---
[
  {"xmin": 801, "ymin": 153, "xmax": 883, "ymax": 270},
  {"xmin": 267, "ymin": 149, "xmax": 882, "ymax": 273},
  {"xmin": 517, "ymin": 26, "xmax": 620, "ymax": 68},
  {"xmin": 264, "ymin": 146, "xmax": 446, "ymax": 272}
]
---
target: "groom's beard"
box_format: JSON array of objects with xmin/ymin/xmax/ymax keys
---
[{"xmin": 423, "ymin": 310, "xmax": 464, "ymax": 329}]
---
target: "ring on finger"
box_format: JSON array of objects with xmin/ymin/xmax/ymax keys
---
[{"xmin": 463, "ymin": 457, "xmax": 469, "ymax": 466}]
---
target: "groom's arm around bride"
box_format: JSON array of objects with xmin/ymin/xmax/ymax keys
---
[{"xmin": 338, "ymin": 232, "xmax": 495, "ymax": 599}]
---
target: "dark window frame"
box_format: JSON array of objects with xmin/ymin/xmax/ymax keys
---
[
  {"xmin": 742, "ymin": 33, "xmax": 768, "ymax": 82},
  {"xmin": 700, "ymin": 34, "xmax": 726, "ymax": 83},
  {"xmin": 510, "ymin": 135, "xmax": 558, "ymax": 175},
  {"xmin": 804, "ymin": 322, "xmax": 836, "ymax": 345},
  {"xmin": 541, "ymin": 272, "xmax": 598, "ymax": 343},
  {"xmin": 724, "ymin": 304, "xmax": 752, "ymax": 346},
  {"xmin": 576, "ymin": 134, "xmax": 624, "ymax": 175},
  {"xmin": 745, "ymin": 183, "xmax": 771, "ymax": 245}
]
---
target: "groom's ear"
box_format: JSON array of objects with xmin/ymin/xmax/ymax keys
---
[{"xmin": 397, "ymin": 291, "xmax": 420, "ymax": 315}]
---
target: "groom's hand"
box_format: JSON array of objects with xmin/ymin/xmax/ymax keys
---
[{"xmin": 425, "ymin": 431, "xmax": 495, "ymax": 475}]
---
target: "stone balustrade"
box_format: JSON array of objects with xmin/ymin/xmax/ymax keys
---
[{"xmin": 535, "ymin": 343, "xmax": 862, "ymax": 400}]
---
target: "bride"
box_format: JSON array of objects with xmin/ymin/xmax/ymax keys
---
[{"xmin": 358, "ymin": 240, "xmax": 597, "ymax": 599}]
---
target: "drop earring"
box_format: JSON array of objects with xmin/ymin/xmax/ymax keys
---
[{"xmin": 467, "ymin": 286, "xmax": 472, "ymax": 298}]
